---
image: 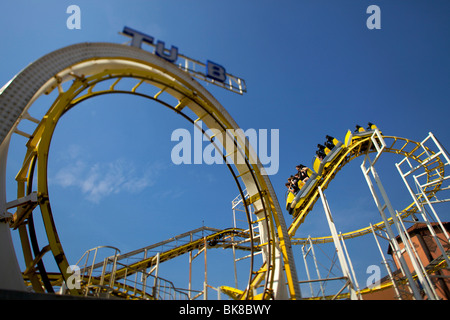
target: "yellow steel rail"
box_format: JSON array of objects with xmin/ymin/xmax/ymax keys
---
[
  {"xmin": 104, "ymin": 228, "xmax": 251, "ymax": 282},
  {"xmin": 6, "ymin": 45, "xmax": 298, "ymax": 299},
  {"xmin": 7, "ymin": 43, "xmax": 445, "ymax": 300},
  {"xmin": 22, "ymin": 228, "xmax": 254, "ymax": 299},
  {"xmin": 303, "ymin": 251, "xmax": 449, "ymax": 300},
  {"xmin": 288, "ymin": 133, "xmax": 446, "ymax": 243}
]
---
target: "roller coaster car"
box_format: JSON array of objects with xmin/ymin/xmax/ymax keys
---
[
  {"xmin": 285, "ymin": 166, "xmax": 314, "ymax": 213},
  {"xmin": 287, "ymin": 172, "xmax": 320, "ymax": 215},
  {"xmin": 287, "ymin": 124, "xmax": 380, "ymax": 216},
  {"xmin": 286, "ymin": 191, "xmax": 295, "ymax": 214},
  {"xmin": 344, "ymin": 123, "xmax": 382, "ymax": 150},
  {"xmin": 313, "ymin": 140, "xmax": 344, "ymax": 176},
  {"xmin": 287, "ymin": 137, "xmax": 344, "ymax": 215},
  {"xmin": 286, "ymin": 179, "xmax": 304, "ymax": 213}
]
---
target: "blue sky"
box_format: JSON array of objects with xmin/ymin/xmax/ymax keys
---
[{"xmin": 1, "ymin": 1, "xmax": 450, "ymax": 297}]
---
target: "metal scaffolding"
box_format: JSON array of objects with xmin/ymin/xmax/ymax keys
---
[{"xmin": 293, "ymin": 130, "xmax": 450, "ymax": 300}]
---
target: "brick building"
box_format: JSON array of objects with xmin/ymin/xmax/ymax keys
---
[{"xmin": 364, "ymin": 222, "xmax": 450, "ymax": 300}]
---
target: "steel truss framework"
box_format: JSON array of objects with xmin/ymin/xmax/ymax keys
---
[
  {"xmin": 57, "ymin": 227, "xmax": 255, "ymax": 300},
  {"xmin": 0, "ymin": 42, "xmax": 299, "ymax": 299},
  {"xmin": 0, "ymin": 41, "xmax": 449, "ymax": 300},
  {"xmin": 291, "ymin": 130, "xmax": 450, "ymax": 300}
]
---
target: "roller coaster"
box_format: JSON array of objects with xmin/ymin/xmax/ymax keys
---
[{"xmin": 0, "ymin": 38, "xmax": 449, "ymax": 300}]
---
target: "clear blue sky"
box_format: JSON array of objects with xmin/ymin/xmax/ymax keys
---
[{"xmin": 1, "ymin": 1, "xmax": 449, "ymax": 297}]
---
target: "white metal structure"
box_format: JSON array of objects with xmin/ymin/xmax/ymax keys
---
[{"xmin": 292, "ymin": 129, "xmax": 449, "ymax": 300}]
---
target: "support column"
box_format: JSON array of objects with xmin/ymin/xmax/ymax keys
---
[
  {"xmin": 361, "ymin": 160, "xmax": 430, "ymax": 299},
  {"xmin": 318, "ymin": 187, "xmax": 360, "ymax": 300},
  {"xmin": 0, "ymin": 135, "xmax": 26, "ymax": 291}
]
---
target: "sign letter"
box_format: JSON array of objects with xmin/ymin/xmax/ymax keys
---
[
  {"xmin": 123, "ymin": 26, "xmax": 154, "ymax": 48},
  {"xmin": 206, "ymin": 61, "xmax": 227, "ymax": 83},
  {"xmin": 155, "ymin": 41, "xmax": 178, "ymax": 63}
]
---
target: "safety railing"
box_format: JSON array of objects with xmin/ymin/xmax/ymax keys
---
[{"xmin": 74, "ymin": 246, "xmax": 190, "ymax": 300}]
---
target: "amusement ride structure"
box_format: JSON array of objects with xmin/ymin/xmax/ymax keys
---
[{"xmin": 0, "ymin": 29, "xmax": 449, "ymax": 300}]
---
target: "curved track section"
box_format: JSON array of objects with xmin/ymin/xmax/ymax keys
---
[
  {"xmin": 286, "ymin": 127, "xmax": 447, "ymax": 241},
  {"xmin": 285, "ymin": 126, "xmax": 449, "ymax": 300},
  {"xmin": 2, "ymin": 42, "xmax": 447, "ymax": 300},
  {"xmin": 31, "ymin": 227, "xmax": 253, "ymax": 299},
  {"xmin": 0, "ymin": 42, "xmax": 299, "ymax": 299}
]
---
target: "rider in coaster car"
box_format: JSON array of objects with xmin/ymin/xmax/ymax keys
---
[
  {"xmin": 367, "ymin": 122, "xmax": 377, "ymax": 130},
  {"xmin": 355, "ymin": 125, "xmax": 365, "ymax": 133},
  {"xmin": 324, "ymin": 135, "xmax": 336, "ymax": 150},
  {"xmin": 287, "ymin": 176, "xmax": 299, "ymax": 195},
  {"xmin": 296, "ymin": 164, "xmax": 310, "ymax": 183},
  {"xmin": 316, "ymin": 144, "xmax": 327, "ymax": 161}
]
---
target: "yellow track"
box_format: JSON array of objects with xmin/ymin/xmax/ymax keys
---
[
  {"xmin": 104, "ymin": 228, "xmax": 250, "ymax": 282},
  {"xmin": 287, "ymin": 131, "xmax": 446, "ymax": 242},
  {"xmin": 2, "ymin": 42, "xmax": 447, "ymax": 300},
  {"xmin": 23, "ymin": 227, "xmax": 254, "ymax": 299},
  {"xmin": 3, "ymin": 43, "xmax": 298, "ymax": 299}
]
